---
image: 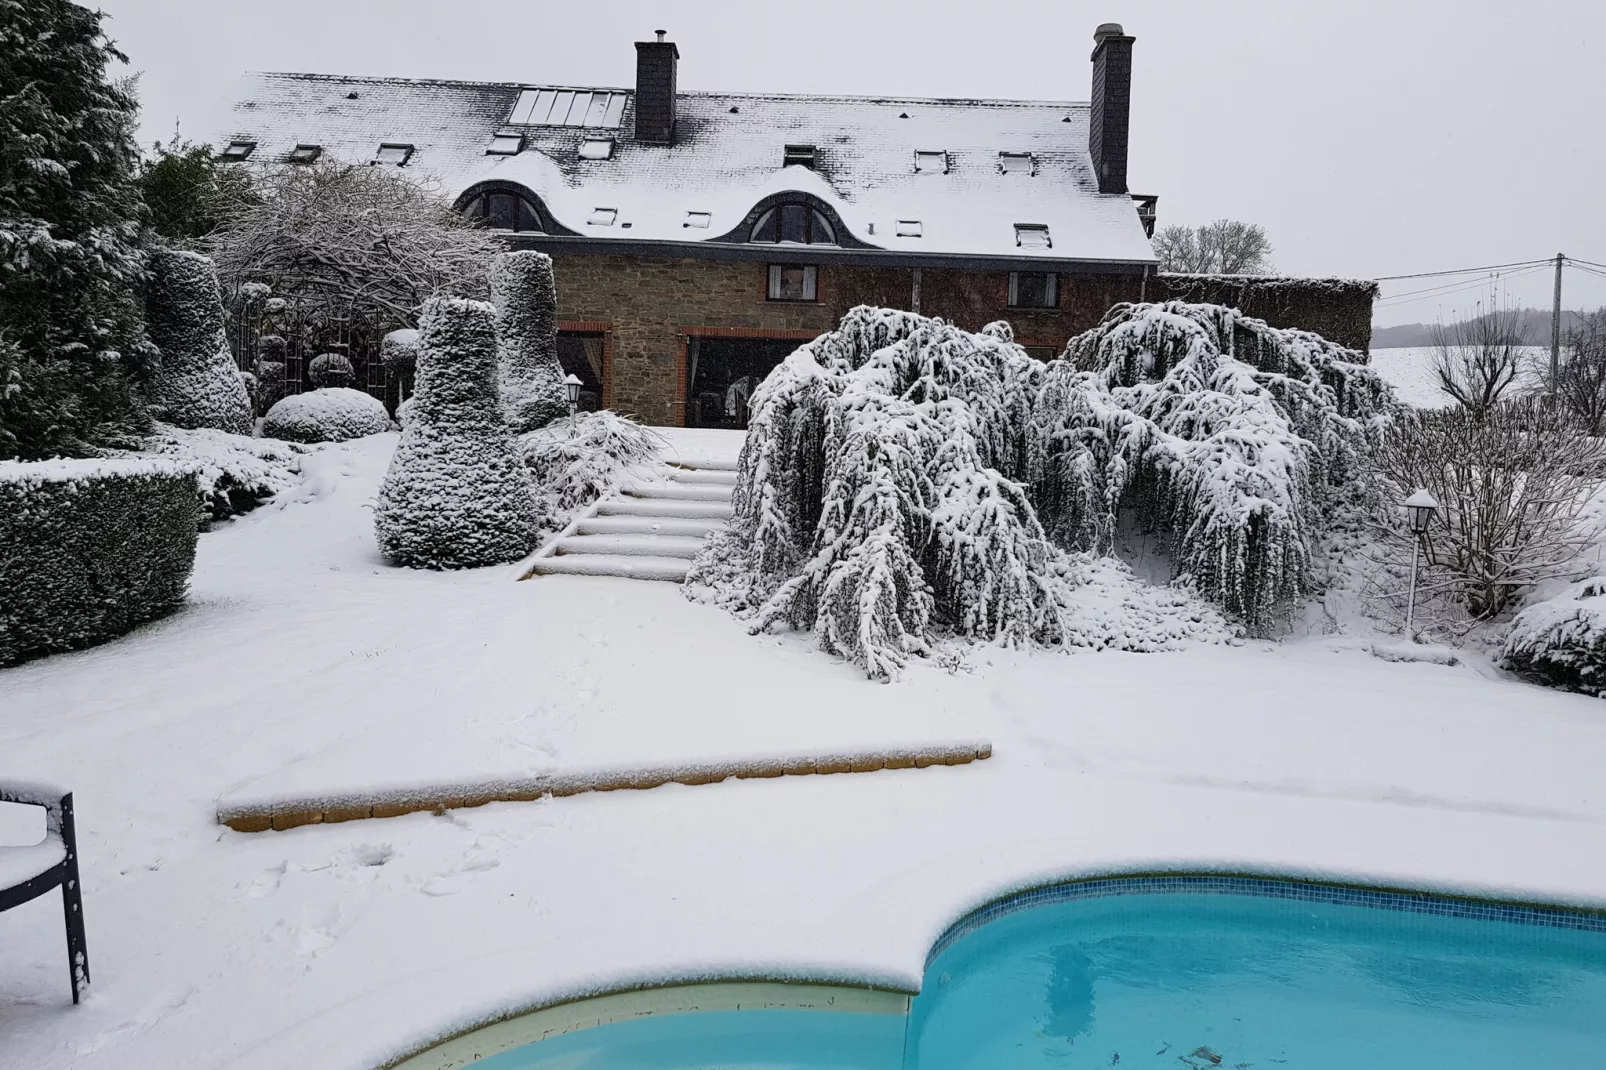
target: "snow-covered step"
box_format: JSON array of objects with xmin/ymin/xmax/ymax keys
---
[
  {"xmin": 523, "ymin": 554, "xmax": 690, "ymax": 582},
  {"xmin": 621, "ymin": 481, "xmax": 733, "ymax": 502},
  {"xmin": 664, "ymin": 468, "xmax": 739, "ymax": 486},
  {"xmin": 596, "ymin": 499, "xmax": 734, "ymax": 520},
  {"xmin": 555, "ymin": 534, "xmax": 706, "ymax": 559},
  {"xmin": 575, "ymin": 516, "xmax": 727, "ymax": 537},
  {"xmin": 666, "ymin": 457, "xmax": 741, "ymax": 472}
]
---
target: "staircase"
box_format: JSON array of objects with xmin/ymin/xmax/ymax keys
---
[{"xmin": 518, "ymin": 460, "xmax": 738, "ymax": 583}]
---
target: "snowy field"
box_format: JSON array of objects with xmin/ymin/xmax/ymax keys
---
[
  {"xmin": 1368, "ymin": 345, "xmax": 1552, "ymax": 407},
  {"xmin": 3, "ymin": 432, "xmax": 1606, "ymax": 1070}
]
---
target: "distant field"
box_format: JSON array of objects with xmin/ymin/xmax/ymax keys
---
[{"xmin": 1367, "ymin": 346, "xmax": 1553, "ymax": 408}]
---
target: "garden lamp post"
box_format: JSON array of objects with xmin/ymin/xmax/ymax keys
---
[
  {"xmin": 1403, "ymin": 488, "xmax": 1439, "ymax": 638},
  {"xmin": 563, "ymin": 373, "xmax": 583, "ymax": 417}
]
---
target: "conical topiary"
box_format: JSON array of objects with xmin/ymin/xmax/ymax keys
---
[
  {"xmin": 489, "ymin": 250, "xmax": 568, "ymax": 432},
  {"xmin": 373, "ymin": 297, "xmax": 541, "ymax": 569},
  {"xmin": 145, "ymin": 250, "xmax": 253, "ymax": 434}
]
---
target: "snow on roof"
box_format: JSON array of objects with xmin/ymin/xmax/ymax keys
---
[{"xmin": 217, "ymin": 72, "xmax": 1157, "ymax": 268}]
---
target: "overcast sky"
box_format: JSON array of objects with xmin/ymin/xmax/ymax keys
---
[{"xmin": 97, "ymin": 0, "xmax": 1606, "ymax": 327}]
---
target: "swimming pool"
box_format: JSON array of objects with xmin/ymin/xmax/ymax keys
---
[{"xmin": 398, "ymin": 876, "xmax": 1606, "ymax": 1069}]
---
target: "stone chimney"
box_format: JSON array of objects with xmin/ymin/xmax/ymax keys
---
[
  {"xmin": 1089, "ymin": 22, "xmax": 1135, "ymax": 195},
  {"xmin": 634, "ymin": 30, "xmax": 679, "ymax": 145}
]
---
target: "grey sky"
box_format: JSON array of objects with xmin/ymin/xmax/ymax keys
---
[{"xmin": 99, "ymin": 0, "xmax": 1606, "ymax": 326}]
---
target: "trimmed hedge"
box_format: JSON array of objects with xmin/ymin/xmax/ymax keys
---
[{"xmin": 0, "ymin": 458, "xmax": 199, "ymax": 667}]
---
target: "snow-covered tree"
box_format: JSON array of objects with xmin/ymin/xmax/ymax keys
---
[
  {"xmin": 373, "ymin": 297, "xmax": 541, "ymax": 569},
  {"xmin": 489, "ymin": 250, "xmax": 567, "ymax": 432},
  {"xmin": 0, "ymin": 0, "xmax": 154, "ymax": 459},
  {"xmin": 144, "ymin": 250, "xmax": 254, "ymax": 435}
]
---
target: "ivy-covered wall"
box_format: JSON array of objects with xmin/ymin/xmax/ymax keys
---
[{"xmin": 1152, "ymin": 274, "xmax": 1379, "ymax": 354}]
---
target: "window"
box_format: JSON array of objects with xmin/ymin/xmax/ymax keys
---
[
  {"xmin": 999, "ymin": 151, "xmax": 1034, "ymax": 175},
  {"xmin": 1014, "ymin": 223, "xmax": 1051, "ymax": 248},
  {"xmin": 750, "ymin": 203, "xmax": 836, "ymax": 245},
  {"xmin": 486, "ymin": 132, "xmax": 524, "ymax": 155},
  {"xmin": 587, "ymin": 207, "xmax": 618, "ymax": 226},
  {"xmin": 288, "ymin": 144, "xmax": 322, "ymax": 164},
  {"xmin": 373, "ymin": 143, "xmax": 414, "ymax": 166},
  {"xmin": 767, "ymin": 264, "xmax": 818, "ymax": 302},
  {"xmin": 221, "ymin": 141, "xmax": 255, "ymax": 160},
  {"xmin": 913, "ymin": 150, "xmax": 948, "ymax": 174},
  {"xmin": 895, "ymin": 220, "xmax": 922, "ymax": 238},
  {"xmin": 508, "ymin": 88, "xmax": 628, "ymax": 128},
  {"xmin": 578, "ymin": 137, "xmax": 614, "ymax": 161},
  {"xmin": 684, "ymin": 211, "xmax": 711, "ymax": 229},
  {"xmin": 1009, "ymin": 271, "xmax": 1058, "ymax": 309},
  {"xmin": 461, "ymin": 190, "xmax": 545, "ymax": 233},
  {"xmin": 783, "ymin": 144, "xmax": 816, "ymax": 168}
]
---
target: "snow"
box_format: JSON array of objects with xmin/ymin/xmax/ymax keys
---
[
  {"xmin": 1367, "ymin": 345, "xmax": 1552, "ymax": 408},
  {"xmin": 0, "ymin": 456, "xmax": 187, "ymax": 487},
  {"xmin": 0, "ymin": 838, "xmax": 64, "ymax": 892},
  {"xmin": 3, "ymin": 432, "xmax": 1606, "ymax": 1070}
]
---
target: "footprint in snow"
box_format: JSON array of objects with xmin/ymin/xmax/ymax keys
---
[
  {"xmin": 421, "ymin": 855, "xmax": 501, "ymax": 897},
  {"xmin": 246, "ymin": 860, "xmax": 288, "ymax": 898}
]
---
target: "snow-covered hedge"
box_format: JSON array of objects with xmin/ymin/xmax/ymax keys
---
[
  {"xmin": 0, "ymin": 458, "xmax": 198, "ymax": 667},
  {"xmin": 520, "ymin": 411, "xmax": 663, "ymax": 535},
  {"xmin": 139, "ymin": 424, "xmax": 302, "ymax": 524},
  {"xmin": 307, "ymin": 352, "xmax": 355, "ymax": 389},
  {"xmin": 489, "ymin": 251, "xmax": 567, "ymax": 432},
  {"xmin": 262, "ymin": 388, "xmax": 392, "ymax": 444},
  {"xmin": 373, "ymin": 297, "xmax": 541, "ymax": 569},
  {"xmin": 145, "ymin": 250, "xmax": 254, "ymax": 435},
  {"xmin": 1502, "ymin": 578, "xmax": 1606, "ymax": 696},
  {"xmin": 380, "ymin": 329, "xmax": 420, "ymax": 375}
]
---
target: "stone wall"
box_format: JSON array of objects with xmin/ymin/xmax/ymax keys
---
[{"xmin": 1152, "ymin": 274, "xmax": 1379, "ymax": 354}]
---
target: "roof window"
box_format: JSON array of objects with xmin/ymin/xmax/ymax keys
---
[
  {"xmin": 783, "ymin": 144, "xmax": 816, "ymax": 169},
  {"xmin": 509, "ymin": 88, "xmax": 628, "ymax": 128},
  {"xmin": 373, "ymin": 143, "xmax": 414, "ymax": 166},
  {"xmin": 221, "ymin": 140, "xmax": 255, "ymax": 161},
  {"xmin": 579, "ymin": 137, "xmax": 615, "ymax": 161},
  {"xmin": 587, "ymin": 207, "xmax": 618, "ymax": 226},
  {"xmin": 999, "ymin": 152, "xmax": 1035, "ymax": 175},
  {"xmin": 288, "ymin": 144, "xmax": 322, "ymax": 164},
  {"xmin": 486, "ymin": 132, "xmax": 524, "ymax": 156},
  {"xmin": 684, "ymin": 211, "xmax": 711, "ymax": 229},
  {"xmin": 895, "ymin": 220, "xmax": 922, "ymax": 238},
  {"xmin": 1014, "ymin": 223, "xmax": 1051, "ymax": 248},
  {"xmin": 913, "ymin": 150, "xmax": 948, "ymax": 174}
]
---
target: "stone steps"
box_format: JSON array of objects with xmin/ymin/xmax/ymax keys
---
[
  {"xmin": 574, "ymin": 516, "xmax": 727, "ymax": 537},
  {"xmin": 595, "ymin": 498, "xmax": 734, "ymax": 520},
  {"xmin": 522, "ymin": 553, "xmax": 691, "ymax": 582},
  {"xmin": 554, "ymin": 534, "xmax": 706, "ymax": 559},
  {"xmin": 620, "ymin": 481, "xmax": 734, "ymax": 502}
]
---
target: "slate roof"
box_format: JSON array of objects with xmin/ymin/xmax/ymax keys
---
[{"xmin": 217, "ymin": 71, "xmax": 1157, "ymax": 271}]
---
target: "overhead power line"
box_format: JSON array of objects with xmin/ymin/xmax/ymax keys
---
[
  {"xmin": 1372, "ymin": 259, "xmax": 1554, "ymax": 282},
  {"xmin": 1376, "ymin": 264, "xmax": 1549, "ymax": 306}
]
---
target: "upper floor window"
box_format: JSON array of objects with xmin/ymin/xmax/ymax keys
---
[
  {"xmin": 750, "ymin": 203, "xmax": 836, "ymax": 245},
  {"xmin": 768, "ymin": 264, "xmax": 818, "ymax": 302},
  {"xmin": 461, "ymin": 189, "xmax": 545, "ymax": 233},
  {"xmin": 1009, "ymin": 271, "xmax": 1058, "ymax": 309}
]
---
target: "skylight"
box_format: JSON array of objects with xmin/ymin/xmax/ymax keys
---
[
  {"xmin": 486, "ymin": 132, "xmax": 524, "ymax": 156},
  {"xmin": 587, "ymin": 207, "xmax": 618, "ymax": 226},
  {"xmin": 1014, "ymin": 223, "xmax": 1051, "ymax": 248},
  {"xmin": 783, "ymin": 144, "xmax": 816, "ymax": 169},
  {"xmin": 289, "ymin": 144, "xmax": 322, "ymax": 164},
  {"xmin": 999, "ymin": 152, "xmax": 1034, "ymax": 175},
  {"xmin": 373, "ymin": 143, "xmax": 414, "ymax": 166},
  {"xmin": 508, "ymin": 88, "xmax": 628, "ymax": 128},
  {"xmin": 221, "ymin": 141, "xmax": 255, "ymax": 160},
  {"xmin": 579, "ymin": 137, "xmax": 615, "ymax": 161},
  {"xmin": 684, "ymin": 211, "xmax": 711, "ymax": 229},
  {"xmin": 896, "ymin": 220, "xmax": 922, "ymax": 238},
  {"xmin": 913, "ymin": 150, "xmax": 948, "ymax": 174}
]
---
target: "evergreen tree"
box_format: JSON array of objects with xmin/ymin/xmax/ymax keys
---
[
  {"xmin": 0, "ymin": 0, "xmax": 154, "ymax": 459},
  {"xmin": 138, "ymin": 137, "xmax": 252, "ymax": 247}
]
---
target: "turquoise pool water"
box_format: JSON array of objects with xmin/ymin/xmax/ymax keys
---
[{"xmin": 463, "ymin": 879, "xmax": 1606, "ymax": 1069}]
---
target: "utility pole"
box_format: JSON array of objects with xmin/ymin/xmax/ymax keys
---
[{"xmin": 1551, "ymin": 252, "xmax": 1565, "ymax": 391}]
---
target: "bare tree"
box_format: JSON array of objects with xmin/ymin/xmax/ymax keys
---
[
  {"xmin": 1557, "ymin": 307, "xmax": 1606, "ymax": 434},
  {"xmin": 1152, "ymin": 219, "xmax": 1274, "ymax": 274},
  {"xmin": 1430, "ymin": 305, "xmax": 1528, "ymax": 414}
]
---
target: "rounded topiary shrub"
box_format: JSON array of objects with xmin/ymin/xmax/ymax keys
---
[
  {"xmin": 380, "ymin": 329, "xmax": 420, "ymax": 376},
  {"xmin": 1502, "ymin": 578, "xmax": 1606, "ymax": 696},
  {"xmin": 0, "ymin": 458, "xmax": 199, "ymax": 667},
  {"xmin": 254, "ymin": 359, "xmax": 287, "ymax": 415},
  {"xmin": 307, "ymin": 352, "xmax": 355, "ymax": 389},
  {"xmin": 261, "ymin": 388, "xmax": 392, "ymax": 443},
  {"xmin": 373, "ymin": 297, "xmax": 541, "ymax": 569},
  {"xmin": 489, "ymin": 251, "xmax": 567, "ymax": 432},
  {"xmin": 145, "ymin": 250, "xmax": 254, "ymax": 434}
]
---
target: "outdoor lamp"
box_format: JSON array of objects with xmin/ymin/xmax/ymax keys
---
[
  {"xmin": 563, "ymin": 373, "xmax": 583, "ymax": 415},
  {"xmin": 1402, "ymin": 488, "xmax": 1438, "ymax": 638}
]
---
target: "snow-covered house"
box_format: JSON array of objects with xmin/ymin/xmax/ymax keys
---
[{"xmin": 214, "ymin": 24, "xmax": 1364, "ymax": 426}]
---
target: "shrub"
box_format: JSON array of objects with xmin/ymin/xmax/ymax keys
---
[
  {"xmin": 254, "ymin": 359, "xmax": 287, "ymax": 415},
  {"xmin": 139, "ymin": 424, "xmax": 302, "ymax": 523},
  {"xmin": 0, "ymin": 458, "xmax": 198, "ymax": 667},
  {"xmin": 489, "ymin": 251, "xmax": 567, "ymax": 432},
  {"xmin": 520, "ymin": 410, "xmax": 663, "ymax": 534},
  {"xmin": 1502, "ymin": 578, "xmax": 1606, "ymax": 696},
  {"xmin": 307, "ymin": 352, "xmax": 354, "ymax": 389},
  {"xmin": 380, "ymin": 329, "xmax": 420, "ymax": 375},
  {"xmin": 144, "ymin": 249, "xmax": 254, "ymax": 434},
  {"xmin": 373, "ymin": 297, "xmax": 541, "ymax": 569},
  {"xmin": 262, "ymin": 388, "xmax": 391, "ymax": 444}
]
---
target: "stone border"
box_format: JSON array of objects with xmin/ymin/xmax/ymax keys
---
[{"xmin": 218, "ymin": 741, "xmax": 993, "ymax": 832}]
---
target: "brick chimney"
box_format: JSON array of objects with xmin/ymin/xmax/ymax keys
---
[
  {"xmin": 634, "ymin": 30, "xmax": 679, "ymax": 145},
  {"xmin": 1089, "ymin": 22, "xmax": 1135, "ymax": 195}
]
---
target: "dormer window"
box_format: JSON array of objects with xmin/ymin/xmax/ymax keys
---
[
  {"xmin": 587, "ymin": 207, "xmax": 618, "ymax": 226},
  {"xmin": 1014, "ymin": 223, "xmax": 1051, "ymax": 248},
  {"xmin": 221, "ymin": 140, "xmax": 255, "ymax": 161},
  {"xmin": 783, "ymin": 144, "xmax": 816, "ymax": 169},
  {"xmin": 373, "ymin": 143, "xmax": 414, "ymax": 166},
  {"xmin": 579, "ymin": 137, "xmax": 615, "ymax": 161},
  {"xmin": 750, "ymin": 203, "xmax": 836, "ymax": 245},
  {"xmin": 913, "ymin": 150, "xmax": 948, "ymax": 174},
  {"xmin": 999, "ymin": 152, "xmax": 1035, "ymax": 175},
  {"xmin": 288, "ymin": 144, "xmax": 322, "ymax": 164},
  {"xmin": 486, "ymin": 132, "xmax": 524, "ymax": 155},
  {"xmin": 461, "ymin": 189, "xmax": 545, "ymax": 233}
]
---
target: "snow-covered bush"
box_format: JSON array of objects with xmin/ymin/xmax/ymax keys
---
[
  {"xmin": 261, "ymin": 388, "xmax": 392, "ymax": 444},
  {"xmin": 138, "ymin": 424, "xmax": 302, "ymax": 524},
  {"xmin": 381, "ymin": 328, "xmax": 420, "ymax": 375},
  {"xmin": 373, "ymin": 297, "xmax": 541, "ymax": 569},
  {"xmin": 1502, "ymin": 577, "xmax": 1606, "ymax": 696},
  {"xmin": 519, "ymin": 411, "xmax": 663, "ymax": 535},
  {"xmin": 145, "ymin": 249, "xmax": 254, "ymax": 434},
  {"xmin": 254, "ymin": 359, "xmax": 287, "ymax": 415},
  {"xmin": 489, "ymin": 251, "xmax": 567, "ymax": 432},
  {"xmin": 0, "ymin": 458, "xmax": 198, "ymax": 667},
  {"xmin": 307, "ymin": 352, "xmax": 354, "ymax": 389}
]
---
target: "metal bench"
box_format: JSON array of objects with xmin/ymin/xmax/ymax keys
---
[{"xmin": 0, "ymin": 780, "xmax": 90, "ymax": 1003}]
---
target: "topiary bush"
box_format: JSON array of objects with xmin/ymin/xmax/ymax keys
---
[
  {"xmin": 489, "ymin": 251, "xmax": 567, "ymax": 432},
  {"xmin": 519, "ymin": 410, "xmax": 663, "ymax": 535},
  {"xmin": 145, "ymin": 250, "xmax": 254, "ymax": 434},
  {"xmin": 1501, "ymin": 578, "xmax": 1606, "ymax": 696},
  {"xmin": 0, "ymin": 458, "xmax": 199, "ymax": 667},
  {"xmin": 307, "ymin": 352, "xmax": 355, "ymax": 389},
  {"xmin": 254, "ymin": 359, "xmax": 287, "ymax": 415},
  {"xmin": 373, "ymin": 297, "xmax": 541, "ymax": 569},
  {"xmin": 261, "ymin": 388, "xmax": 392, "ymax": 444}
]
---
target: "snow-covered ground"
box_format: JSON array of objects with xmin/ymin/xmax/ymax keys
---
[
  {"xmin": 2, "ymin": 432, "xmax": 1605, "ymax": 1070},
  {"xmin": 1368, "ymin": 345, "xmax": 1552, "ymax": 407}
]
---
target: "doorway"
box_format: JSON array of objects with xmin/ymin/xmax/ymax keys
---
[{"xmin": 685, "ymin": 336, "xmax": 804, "ymax": 429}]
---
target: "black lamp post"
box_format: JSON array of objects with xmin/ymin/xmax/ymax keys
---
[
  {"xmin": 563, "ymin": 373, "xmax": 583, "ymax": 417},
  {"xmin": 1403, "ymin": 488, "xmax": 1439, "ymax": 637}
]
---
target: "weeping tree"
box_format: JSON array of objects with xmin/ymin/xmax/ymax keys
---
[{"xmin": 692, "ymin": 302, "xmax": 1389, "ymax": 679}]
